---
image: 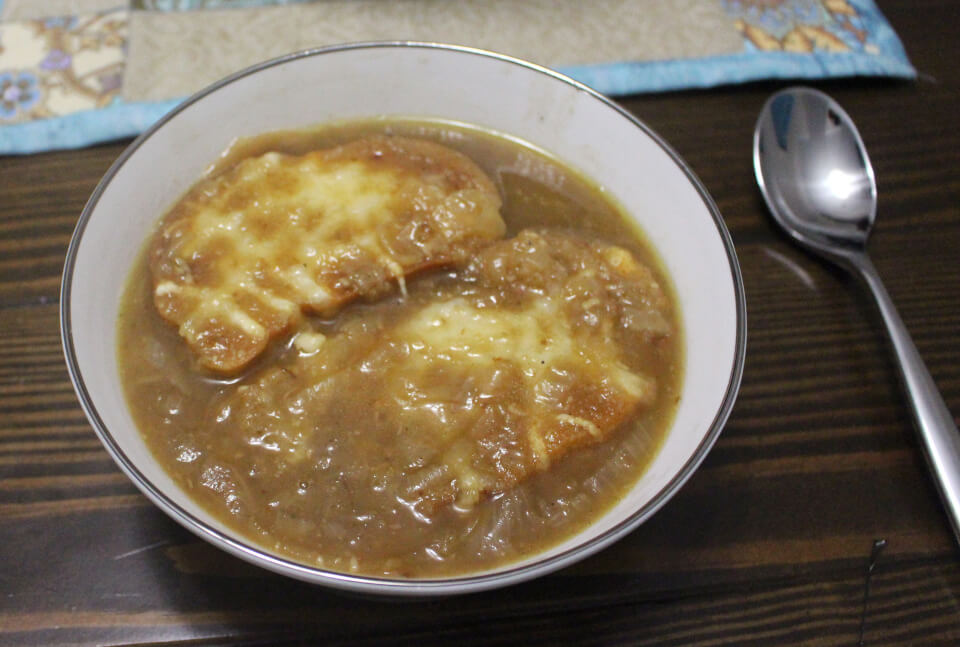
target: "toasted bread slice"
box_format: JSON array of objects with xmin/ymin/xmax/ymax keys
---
[{"xmin": 150, "ymin": 136, "xmax": 505, "ymax": 373}]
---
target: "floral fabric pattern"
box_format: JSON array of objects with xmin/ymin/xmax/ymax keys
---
[
  {"xmin": 0, "ymin": 9, "xmax": 126, "ymax": 123},
  {"xmin": 725, "ymin": 0, "xmax": 880, "ymax": 54},
  {"xmin": 0, "ymin": 71, "xmax": 39, "ymax": 118}
]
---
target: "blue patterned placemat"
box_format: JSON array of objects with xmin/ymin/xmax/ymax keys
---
[{"xmin": 0, "ymin": 0, "xmax": 914, "ymax": 155}]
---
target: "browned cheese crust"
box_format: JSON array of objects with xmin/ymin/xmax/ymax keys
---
[
  {"xmin": 149, "ymin": 136, "xmax": 505, "ymax": 373},
  {"xmin": 219, "ymin": 230, "xmax": 673, "ymax": 517}
]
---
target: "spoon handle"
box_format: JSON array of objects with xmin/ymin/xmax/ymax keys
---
[{"xmin": 850, "ymin": 253, "xmax": 960, "ymax": 544}]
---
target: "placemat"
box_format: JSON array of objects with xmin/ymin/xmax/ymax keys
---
[{"xmin": 0, "ymin": 0, "xmax": 914, "ymax": 154}]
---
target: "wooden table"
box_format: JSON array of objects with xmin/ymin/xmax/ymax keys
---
[{"xmin": 2, "ymin": 1, "xmax": 958, "ymax": 643}]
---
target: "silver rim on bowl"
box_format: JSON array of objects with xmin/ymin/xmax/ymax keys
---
[{"xmin": 60, "ymin": 42, "xmax": 747, "ymax": 595}]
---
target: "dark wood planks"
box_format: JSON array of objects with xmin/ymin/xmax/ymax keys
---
[
  {"xmin": 0, "ymin": 144, "xmax": 120, "ymax": 308},
  {"xmin": 2, "ymin": 0, "xmax": 959, "ymax": 643},
  {"xmin": 2, "ymin": 529, "xmax": 958, "ymax": 645}
]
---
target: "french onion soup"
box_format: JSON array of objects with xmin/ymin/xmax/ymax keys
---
[{"xmin": 118, "ymin": 120, "xmax": 683, "ymax": 577}]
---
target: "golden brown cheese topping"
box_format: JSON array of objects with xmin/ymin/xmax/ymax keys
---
[
  {"xmin": 219, "ymin": 230, "xmax": 672, "ymax": 518},
  {"xmin": 150, "ymin": 136, "xmax": 505, "ymax": 373}
]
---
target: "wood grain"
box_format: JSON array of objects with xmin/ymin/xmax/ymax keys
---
[{"xmin": 2, "ymin": 0, "xmax": 959, "ymax": 644}]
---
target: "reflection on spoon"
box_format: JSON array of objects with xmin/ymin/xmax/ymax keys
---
[{"xmin": 761, "ymin": 247, "xmax": 817, "ymax": 292}]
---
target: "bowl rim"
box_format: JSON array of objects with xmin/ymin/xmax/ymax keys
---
[{"xmin": 60, "ymin": 41, "xmax": 747, "ymax": 595}]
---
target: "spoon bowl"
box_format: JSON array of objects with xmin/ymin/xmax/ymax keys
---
[
  {"xmin": 754, "ymin": 86, "xmax": 960, "ymax": 544},
  {"xmin": 754, "ymin": 87, "xmax": 876, "ymax": 254}
]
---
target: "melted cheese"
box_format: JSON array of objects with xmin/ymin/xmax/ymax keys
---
[
  {"xmin": 150, "ymin": 136, "xmax": 505, "ymax": 373},
  {"xmin": 220, "ymin": 229, "xmax": 670, "ymax": 516},
  {"xmin": 392, "ymin": 295, "xmax": 655, "ymax": 505},
  {"xmin": 395, "ymin": 297, "xmax": 649, "ymax": 398}
]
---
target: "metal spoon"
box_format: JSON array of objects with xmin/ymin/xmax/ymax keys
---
[{"xmin": 753, "ymin": 86, "xmax": 960, "ymax": 543}]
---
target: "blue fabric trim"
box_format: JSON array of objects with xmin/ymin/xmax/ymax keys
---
[
  {"xmin": 558, "ymin": 49, "xmax": 915, "ymax": 98},
  {"xmin": 852, "ymin": 0, "xmax": 914, "ymax": 68},
  {"xmin": 0, "ymin": 48, "xmax": 915, "ymax": 155},
  {"xmin": 0, "ymin": 100, "xmax": 181, "ymax": 154}
]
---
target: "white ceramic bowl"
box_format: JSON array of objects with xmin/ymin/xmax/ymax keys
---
[{"xmin": 61, "ymin": 43, "xmax": 746, "ymax": 596}]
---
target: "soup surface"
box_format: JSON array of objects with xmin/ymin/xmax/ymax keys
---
[{"xmin": 118, "ymin": 119, "xmax": 683, "ymax": 578}]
